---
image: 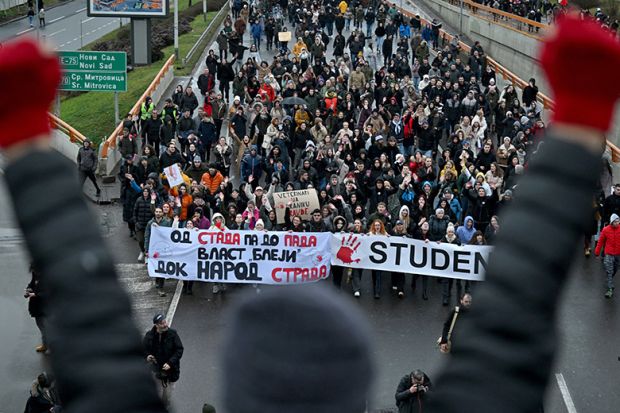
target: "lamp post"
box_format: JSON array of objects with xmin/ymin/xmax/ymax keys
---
[
  {"xmin": 174, "ymin": 0, "xmax": 179, "ymax": 60},
  {"xmin": 459, "ymin": 0, "xmax": 464, "ymax": 36}
]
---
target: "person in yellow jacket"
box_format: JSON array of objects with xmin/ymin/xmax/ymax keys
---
[
  {"xmin": 140, "ymin": 96, "xmax": 154, "ymax": 129},
  {"xmin": 294, "ymin": 106, "xmax": 311, "ymax": 127},
  {"xmin": 338, "ymin": 0, "xmax": 348, "ymax": 14},
  {"xmin": 292, "ymin": 37, "xmax": 308, "ymax": 58}
]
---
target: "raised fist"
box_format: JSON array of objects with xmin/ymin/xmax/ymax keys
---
[
  {"xmin": 540, "ymin": 14, "xmax": 620, "ymax": 131},
  {"xmin": 0, "ymin": 38, "xmax": 61, "ymax": 148}
]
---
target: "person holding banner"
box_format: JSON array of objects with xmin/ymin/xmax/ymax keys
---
[
  {"xmin": 369, "ymin": 219, "xmax": 390, "ymax": 299},
  {"xmin": 144, "ymin": 207, "xmax": 173, "ymax": 296},
  {"xmin": 391, "ymin": 220, "xmax": 410, "ymax": 298},
  {"xmin": 440, "ymin": 224, "xmax": 467, "ymax": 306},
  {"xmin": 412, "ymin": 221, "xmax": 431, "ymax": 300},
  {"xmin": 209, "ymin": 213, "xmax": 229, "ymax": 295}
]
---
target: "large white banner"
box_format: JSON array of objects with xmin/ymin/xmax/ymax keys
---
[
  {"xmin": 147, "ymin": 227, "xmax": 332, "ymax": 284},
  {"xmin": 330, "ymin": 234, "xmax": 491, "ymax": 281}
]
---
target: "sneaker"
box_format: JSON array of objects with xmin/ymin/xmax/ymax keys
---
[
  {"xmin": 212, "ymin": 285, "xmax": 220, "ymax": 294},
  {"xmin": 585, "ymin": 248, "xmax": 591, "ymax": 257},
  {"xmin": 374, "ymin": 293, "xmax": 380, "ymax": 299},
  {"xmin": 398, "ymin": 291, "xmax": 404, "ymax": 298},
  {"xmin": 605, "ymin": 288, "xmax": 613, "ymax": 299},
  {"xmin": 354, "ymin": 291, "xmax": 361, "ymax": 298},
  {"xmin": 35, "ymin": 344, "xmax": 47, "ymax": 353},
  {"xmin": 158, "ymin": 290, "xmax": 167, "ymax": 297},
  {"xmin": 138, "ymin": 252, "xmax": 144, "ymax": 262},
  {"xmin": 392, "ymin": 286, "xmax": 398, "ymax": 291}
]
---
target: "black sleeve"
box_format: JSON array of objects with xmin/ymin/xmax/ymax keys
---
[
  {"xmin": 440, "ymin": 309, "xmax": 456, "ymax": 344},
  {"xmin": 428, "ymin": 135, "xmax": 601, "ymax": 413},
  {"xmin": 395, "ymin": 376, "xmax": 413, "ymax": 403},
  {"xmin": 4, "ymin": 151, "xmax": 166, "ymax": 413}
]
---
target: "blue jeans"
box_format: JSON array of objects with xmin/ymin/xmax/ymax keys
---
[
  {"xmin": 376, "ymin": 36, "xmax": 385, "ymax": 53},
  {"xmin": 366, "ymin": 22, "xmax": 373, "ymax": 37}
]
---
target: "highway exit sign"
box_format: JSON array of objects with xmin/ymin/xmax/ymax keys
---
[{"xmin": 59, "ymin": 51, "xmax": 127, "ymax": 92}]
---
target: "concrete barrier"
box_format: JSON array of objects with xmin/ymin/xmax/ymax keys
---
[{"xmin": 415, "ymin": 0, "xmax": 549, "ymax": 97}]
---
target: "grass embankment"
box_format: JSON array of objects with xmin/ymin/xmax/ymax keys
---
[{"xmin": 60, "ymin": 1, "xmax": 226, "ymax": 145}]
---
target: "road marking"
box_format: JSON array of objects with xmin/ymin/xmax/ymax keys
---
[
  {"xmin": 166, "ymin": 281, "xmax": 183, "ymax": 327},
  {"xmin": 555, "ymin": 373, "xmax": 578, "ymax": 413},
  {"xmin": 82, "ymin": 17, "xmax": 94, "ymax": 23},
  {"xmin": 48, "ymin": 29, "xmax": 66, "ymax": 37},
  {"xmin": 17, "ymin": 28, "xmax": 34, "ymax": 35},
  {"xmin": 49, "ymin": 16, "xmax": 65, "ymax": 24},
  {"xmin": 76, "ymin": 7, "xmax": 86, "ymax": 13}
]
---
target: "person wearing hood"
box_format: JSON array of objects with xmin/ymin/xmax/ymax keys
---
[
  {"xmin": 330, "ymin": 215, "xmax": 349, "ymax": 289},
  {"xmin": 456, "ymin": 216, "xmax": 476, "ymax": 244},
  {"xmin": 241, "ymin": 145, "xmax": 264, "ymax": 188},
  {"xmin": 595, "ymin": 213, "xmax": 620, "ymax": 298}
]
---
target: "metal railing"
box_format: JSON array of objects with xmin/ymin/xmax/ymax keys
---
[
  {"xmin": 399, "ymin": 2, "xmax": 620, "ymax": 161},
  {"xmin": 49, "ymin": 113, "xmax": 88, "ymax": 144},
  {"xmin": 99, "ymin": 54, "xmax": 176, "ymax": 159},
  {"xmin": 443, "ymin": 0, "xmax": 548, "ymax": 35},
  {"xmin": 183, "ymin": 3, "xmax": 230, "ymax": 66}
]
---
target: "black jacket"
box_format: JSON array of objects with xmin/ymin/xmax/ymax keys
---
[
  {"xmin": 395, "ymin": 373, "xmax": 432, "ymax": 413},
  {"xmin": 5, "ymin": 151, "xmax": 167, "ymax": 412},
  {"xmin": 143, "ymin": 327, "xmax": 184, "ymax": 382},
  {"xmin": 133, "ymin": 196, "xmax": 154, "ymax": 230}
]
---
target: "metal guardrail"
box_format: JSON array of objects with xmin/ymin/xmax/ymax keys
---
[
  {"xmin": 183, "ymin": 3, "xmax": 230, "ymax": 66},
  {"xmin": 49, "ymin": 113, "xmax": 88, "ymax": 144},
  {"xmin": 100, "ymin": 54, "xmax": 176, "ymax": 159},
  {"xmin": 444, "ymin": 0, "xmax": 548, "ymax": 34},
  {"xmin": 399, "ymin": 2, "xmax": 620, "ymax": 161}
]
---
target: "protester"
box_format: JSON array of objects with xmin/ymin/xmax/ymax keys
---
[{"xmin": 594, "ymin": 213, "xmax": 620, "ymax": 298}]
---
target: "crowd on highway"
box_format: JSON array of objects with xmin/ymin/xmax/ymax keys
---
[
  {"xmin": 111, "ymin": 0, "xmax": 570, "ymax": 301},
  {"xmin": 98, "ymin": 0, "xmax": 619, "ymax": 308},
  {"xmin": 9, "ymin": 2, "xmax": 620, "ymax": 413}
]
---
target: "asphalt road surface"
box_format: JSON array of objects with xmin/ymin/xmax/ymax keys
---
[{"xmin": 0, "ymin": 0, "xmax": 128, "ymax": 50}]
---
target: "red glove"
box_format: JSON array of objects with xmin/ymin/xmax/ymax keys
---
[
  {"xmin": 0, "ymin": 38, "xmax": 61, "ymax": 148},
  {"xmin": 540, "ymin": 14, "xmax": 620, "ymax": 132}
]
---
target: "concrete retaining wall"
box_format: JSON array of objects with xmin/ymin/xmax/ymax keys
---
[
  {"xmin": 415, "ymin": 0, "xmax": 549, "ymax": 97},
  {"xmin": 51, "ymin": 129, "xmax": 79, "ymax": 163}
]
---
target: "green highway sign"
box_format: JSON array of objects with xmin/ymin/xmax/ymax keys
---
[{"xmin": 59, "ymin": 51, "xmax": 127, "ymax": 92}]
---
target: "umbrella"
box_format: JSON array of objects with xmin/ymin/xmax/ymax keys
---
[{"xmin": 281, "ymin": 96, "xmax": 307, "ymax": 106}]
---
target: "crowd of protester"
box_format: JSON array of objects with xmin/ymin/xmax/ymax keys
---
[{"xmin": 108, "ymin": 0, "xmax": 618, "ymax": 303}]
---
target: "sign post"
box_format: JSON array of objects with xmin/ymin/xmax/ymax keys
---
[{"xmin": 58, "ymin": 51, "xmax": 127, "ymax": 92}]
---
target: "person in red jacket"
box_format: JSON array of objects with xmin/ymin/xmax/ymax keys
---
[{"xmin": 594, "ymin": 213, "xmax": 620, "ymax": 298}]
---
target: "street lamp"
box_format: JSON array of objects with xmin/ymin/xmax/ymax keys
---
[
  {"xmin": 174, "ymin": 0, "xmax": 179, "ymax": 60},
  {"xmin": 459, "ymin": 0, "xmax": 464, "ymax": 36}
]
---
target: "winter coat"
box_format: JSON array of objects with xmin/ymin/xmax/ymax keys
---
[
  {"xmin": 428, "ymin": 214, "xmax": 451, "ymax": 241},
  {"xmin": 143, "ymin": 327, "xmax": 184, "ymax": 382},
  {"xmin": 133, "ymin": 195, "xmax": 154, "ymax": 231},
  {"xmin": 395, "ymin": 373, "xmax": 432, "ymax": 413},
  {"xmin": 595, "ymin": 223, "xmax": 620, "ymax": 256}
]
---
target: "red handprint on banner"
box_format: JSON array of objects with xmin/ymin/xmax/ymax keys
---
[{"xmin": 336, "ymin": 234, "xmax": 361, "ymax": 264}]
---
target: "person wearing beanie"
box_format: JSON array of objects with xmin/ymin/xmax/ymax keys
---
[
  {"xmin": 221, "ymin": 286, "xmax": 374, "ymax": 413},
  {"xmin": 594, "ymin": 213, "xmax": 620, "ymax": 298}
]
